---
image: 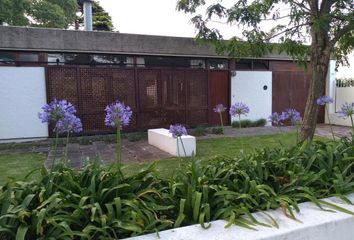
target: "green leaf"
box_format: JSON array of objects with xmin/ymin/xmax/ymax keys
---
[{"xmin": 16, "ymin": 225, "xmax": 28, "ymax": 240}]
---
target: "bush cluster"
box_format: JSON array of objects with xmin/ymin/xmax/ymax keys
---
[
  {"xmin": 211, "ymin": 126, "xmax": 224, "ymax": 134},
  {"xmin": 189, "ymin": 125, "xmax": 209, "ymax": 136},
  {"xmin": 232, "ymin": 118, "xmax": 267, "ymax": 128},
  {"xmin": 0, "ymin": 139, "xmax": 353, "ymax": 239}
]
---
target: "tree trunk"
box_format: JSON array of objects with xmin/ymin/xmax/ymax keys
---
[{"xmin": 300, "ymin": 35, "xmax": 331, "ymax": 141}]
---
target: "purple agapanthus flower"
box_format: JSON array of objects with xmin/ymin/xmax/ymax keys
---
[
  {"xmin": 282, "ymin": 108, "xmax": 302, "ymax": 125},
  {"xmin": 268, "ymin": 112, "xmax": 286, "ymax": 126},
  {"xmin": 57, "ymin": 114, "xmax": 83, "ymax": 134},
  {"xmin": 316, "ymin": 96, "xmax": 334, "ymax": 105},
  {"xmin": 229, "ymin": 102, "xmax": 250, "ymax": 117},
  {"xmin": 213, "ymin": 104, "xmax": 227, "ymax": 113},
  {"xmin": 169, "ymin": 124, "xmax": 188, "ymax": 138},
  {"xmin": 105, "ymin": 101, "xmax": 133, "ymax": 128},
  {"xmin": 337, "ymin": 102, "xmax": 354, "ymax": 118},
  {"xmin": 38, "ymin": 99, "xmax": 76, "ymax": 124}
]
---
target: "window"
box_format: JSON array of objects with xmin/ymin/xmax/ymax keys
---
[
  {"xmin": 0, "ymin": 52, "xmax": 16, "ymax": 64},
  {"xmin": 18, "ymin": 53, "xmax": 39, "ymax": 62},
  {"xmin": 48, "ymin": 53, "xmax": 65, "ymax": 65},
  {"xmin": 0, "ymin": 51, "xmax": 39, "ymax": 64},
  {"xmin": 235, "ymin": 59, "xmax": 269, "ymax": 70},
  {"xmin": 138, "ymin": 56, "xmax": 205, "ymax": 68},
  {"xmin": 253, "ymin": 60, "xmax": 269, "ymax": 70},
  {"xmin": 47, "ymin": 53, "xmax": 134, "ymax": 66},
  {"xmin": 208, "ymin": 59, "xmax": 228, "ymax": 70},
  {"xmin": 235, "ymin": 60, "xmax": 252, "ymax": 70},
  {"xmin": 64, "ymin": 53, "xmax": 92, "ymax": 65},
  {"xmin": 136, "ymin": 57, "xmax": 145, "ymax": 67},
  {"xmin": 144, "ymin": 56, "xmax": 189, "ymax": 68},
  {"xmin": 92, "ymin": 54, "xmax": 134, "ymax": 66},
  {"xmin": 190, "ymin": 59, "xmax": 205, "ymax": 69}
]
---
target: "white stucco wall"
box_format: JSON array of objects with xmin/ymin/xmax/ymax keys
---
[
  {"xmin": 231, "ymin": 71, "xmax": 272, "ymax": 125},
  {"xmin": 0, "ymin": 67, "xmax": 48, "ymax": 140},
  {"xmin": 326, "ymin": 60, "xmax": 353, "ymax": 126}
]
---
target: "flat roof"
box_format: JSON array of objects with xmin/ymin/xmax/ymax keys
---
[{"xmin": 0, "ymin": 26, "xmax": 291, "ymax": 60}]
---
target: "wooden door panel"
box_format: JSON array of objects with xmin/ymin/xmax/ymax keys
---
[
  {"xmin": 272, "ymin": 71, "xmax": 291, "ymax": 113},
  {"xmin": 209, "ymin": 70, "xmax": 229, "ymax": 125},
  {"xmin": 272, "ymin": 71, "xmax": 324, "ymax": 123}
]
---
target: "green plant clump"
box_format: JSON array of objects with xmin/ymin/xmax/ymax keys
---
[
  {"xmin": 211, "ymin": 126, "xmax": 224, "ymax": 134},
  {"xmin": 232, "ymin": 118, "xmax": 267, "ymax": 128},
  {"xmin": 0, "ymin": 139, "xmax": 353, "ymax": 239},
  {"xmin": 251, "ymin": 118, "xmax": 267, "ymax": 127},
  {"xmin": 123, "ymin": 132, "xmax": 147, "ymax": 142},
  {"xmin": 190, "ymin": 125, "xmax": 209, "ymax": 136}
]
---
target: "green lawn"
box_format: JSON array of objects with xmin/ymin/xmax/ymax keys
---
[
  {"xmin": 0, "ymin": 133, "xmax": 325, "ymax": 185},
  {"xmin": 122, "ymin": 132, "xmax": 306, "ymax": 178},
  {"xmin": 0, "ymin": 153, "xmax": 45, "ymax": 185}
]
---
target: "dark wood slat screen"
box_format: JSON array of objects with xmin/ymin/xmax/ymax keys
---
[{"xmin": 46, "ymin": 66, "xmax": 223, "ymax": 135}]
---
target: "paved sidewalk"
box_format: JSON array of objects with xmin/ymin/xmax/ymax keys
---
[
  {"xmin": 45, "ymin": 140, "xmax": 172, "ymax": 169},
  {"xmin": 315, "ymin": 124, "xmax": 353, "ymax": 139}
]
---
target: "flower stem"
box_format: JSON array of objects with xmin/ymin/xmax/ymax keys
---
[
  {"xmin": 350, "ymin": 114, "xmax": 354, "ymax": 134},
  {"xmin": 179, "ymin": 136, "xmax": 187, "ymax": 157},
  {"xmin": 219, "ymin": 112, "xmax": 224, "ymax": 134},
  {"xmin": 116, "ymin": 123, "xmax": 122, "ymax": 169},
  {"xmin": 238, "ymin": 115, "xmax": 244, "ymax": 152},
  {"xmin": 52, "ymin": 129, "xmax": 59, "ymax": 171},
  {"xmin": 64, "ymin": 131, "xmax": 70, "ymax": 165},
  {"xmin": 177, "ymin": 137, "xmax": 180, "ymax": 157},
  {"xmin": 325, "ymin": 105, "xmax": 336, "ymax": 141},
  {"xmin": 276, "ymin": 125, "xmax": 285, "ymax": 146},
  {"xmin": 238, "ymin": 115, "xmax": 242, "ymax": 130}
]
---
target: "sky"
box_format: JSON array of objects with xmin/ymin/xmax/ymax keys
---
[{"xmin": 98, "ymin": 0, "xmax": 353, "ymax": 78}]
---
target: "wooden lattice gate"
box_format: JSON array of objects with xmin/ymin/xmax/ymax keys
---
[{"xmin": 46, "ymin": 66, "xmax": 220, "ymax": 135}]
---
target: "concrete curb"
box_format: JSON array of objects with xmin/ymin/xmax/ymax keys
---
[{"xmin": 125, "ymin": 194, "xmax": 354, "ymax": 240}]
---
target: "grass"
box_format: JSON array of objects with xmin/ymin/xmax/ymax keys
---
[
  {"xmin": 0, "ymin": 153, "xmax": 45, "ymax": 185},
  {"xmin": 123, "ymin": 132, "xmax": 314, "ymax": 178}
]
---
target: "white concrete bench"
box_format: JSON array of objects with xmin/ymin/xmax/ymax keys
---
[{"xmin": 148, "ymin": 128, "xmax": 196, "ymax": 157}]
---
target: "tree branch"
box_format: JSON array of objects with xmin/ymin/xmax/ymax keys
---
[
  {"xmin": 265, "ymin": 23, "xmax": 308, "ymax": 41},
  {"xmin": 330, "ymin": 24, "xmax": 354, "ymax": 46},
  {"xmin": 289, "ymin": 0, "xmax": 311, "ymax": 12},
  {"xmin": 260, "ymin": 14, "xmax": 293, "ymax": 21}
]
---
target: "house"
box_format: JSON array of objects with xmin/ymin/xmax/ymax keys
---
[{"xmin": 0, "ymin": 26, "xmax": 326, "ymax": 141}]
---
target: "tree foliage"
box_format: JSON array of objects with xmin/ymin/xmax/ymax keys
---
[
  {"xmin": 76, "ymin": 0, "xmax": 114, "ymax": 31},
  {"xmin": 177, "ymin": 0, "xmax": 354, "ymax": 139},
  {"xmin": 0, "ymin": 0, "xmax": 114, "ymax": 31},
  {"xmin": 0, "ymin": 0, "xmax": 30, "ymax": 26}
]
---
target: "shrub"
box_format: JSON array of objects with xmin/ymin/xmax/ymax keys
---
[
  {"xmin": 0, "ymin": 139, "xmax": 353, "ymax": 239},
  {"xmin": 232, "ymin": 119, "xmax": 266, "ymax": 128},
  {"xmin": 232, "ymin": 119, "xmax": 252, "ymax": 128},
  {"xmin": 124, "ymin": 132, "xmax": 147, "ymax": 142},
  {"xmin": 211, "ymin": 126, "xmax": 224, "ymax": 134},
  {"xmin": 251, "ymin": 118, "xmax": 267, "ymax": 127},
  {"xmin": 190, "ymin": 125, "xmax": 208, "ymax": 136}
]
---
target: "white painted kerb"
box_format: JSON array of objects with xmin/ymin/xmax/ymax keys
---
[
  {"xmin": 125, "ymin": 194, "xmax": 354, "ymax": 240},
  {"xmin": 148, "ymin": 128, "xmax": 196, "ymax": 157}
]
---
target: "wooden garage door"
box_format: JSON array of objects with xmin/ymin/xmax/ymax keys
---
[
  {"xmin": 272, "ymin": 71, "xmax": 324, "ymax": 122},
  {"xmin": 209, "ymin": 70, "xmax": 230, "ymax": 125}
]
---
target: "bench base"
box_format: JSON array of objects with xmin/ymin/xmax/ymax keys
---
[{"xmin": 148, "ymin": 128, "xmax": 196, "ymax": 157}]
